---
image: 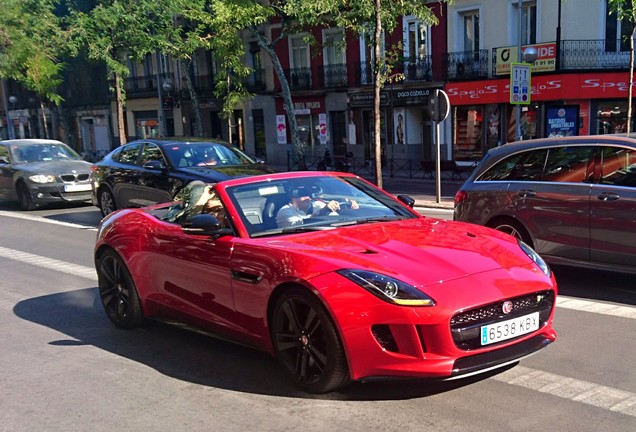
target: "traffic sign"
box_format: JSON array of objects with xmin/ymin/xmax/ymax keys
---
[
  {"xmin": 427, "ymin": 89, "xmax": 450, "ymax": 123},
  {"xmin": 510, "ymin": 62, "xmax": 531, "ymax": 105}
]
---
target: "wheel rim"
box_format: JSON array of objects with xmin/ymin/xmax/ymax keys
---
[
  {"xmin": 273, "ymin": 297, "xmax": 329, "ymax": 385},
  {"xmin": 98, "ymin": 255, "xmax": 132, "ymax": 322},
  {"xmin": 18, "ymin": 185, "xmax": 32, "ymax": 209},
  {"xmin": 100, "ymin": 191, "xmax": 115, "ymax": 215},
  {"xmin": 496, "ymin": 224, "xmax": 523, "ymax": 240}
]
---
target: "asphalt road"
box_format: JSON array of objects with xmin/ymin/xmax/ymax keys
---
[{"xmin": 1, "ymin": 201, "xmax": 635, "ymax": 431}]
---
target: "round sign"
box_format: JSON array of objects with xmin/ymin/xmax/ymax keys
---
[{"xmin": 427, "ymin": 89, "xmax": 450, "ymax": 123}]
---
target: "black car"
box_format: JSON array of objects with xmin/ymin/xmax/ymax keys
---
[{"xmin": 91, "ymin": 138, "xmax": 277, "ymax": 216}]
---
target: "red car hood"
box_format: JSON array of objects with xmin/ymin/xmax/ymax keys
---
[{"xmin": 264, "ymin": 218, "xmax": 531, "ymax": 287}]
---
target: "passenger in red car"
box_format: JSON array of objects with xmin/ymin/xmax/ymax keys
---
[{"xmin": 276, "ymin": 185, "xmax": 358, "ymax": 228}]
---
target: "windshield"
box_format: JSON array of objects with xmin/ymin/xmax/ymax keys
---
[
  {"xmin": 226, "ymin": 176, "xmax": 418, "ymax": 237},
  {"xmin": 163, "ymin": 142, "xmax": 255, "ymax": 168},
  {"xmin": 11, "ymin": 143, "xmax": 81, "ymax": 163}
]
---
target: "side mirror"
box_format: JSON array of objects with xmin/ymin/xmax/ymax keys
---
[
  {"xmin": 142, "ymin": 160, "xmax": 167, "ymax": 171},
  {"xmin": 182, "ymin": 214, "xmax": 233, "ymax": 237},
  {"xmin": 397, "ymin": 195, "xmax": 415, "ymax": 208}
]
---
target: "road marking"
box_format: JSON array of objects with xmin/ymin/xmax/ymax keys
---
[
  {"xmin": 0, "ymin": 210, "xmax": 98, "ymax": 231},
  {"xmin": 492, "ymin": 365, "xmax": 636, "ymax": 418},
  {"xmin": 1, "ymin": 245, "xmax": 636, "ymax": 417},
  {"xmin": 0, "ymin": 246, "xmax": 96, "ymax": 280}
]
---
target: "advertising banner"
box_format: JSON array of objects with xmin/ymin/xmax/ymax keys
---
[
  {"xmin": 276, "ymin": 115, "xmax": 287, "ymax": 144},
  {"xmin": 546, "ymin": 106, "xmax": 579, "ymax": 137}
]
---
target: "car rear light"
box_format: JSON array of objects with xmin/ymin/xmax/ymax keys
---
[{"xmin": 454, "ymin": 190, "xmax": 468, "ymax": 207}]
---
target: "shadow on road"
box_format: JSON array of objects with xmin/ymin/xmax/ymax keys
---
[
  {"xmin": 552, "ymin": 265, "xmax": 636, "ymax": 306},
  {"xmin": 13, "ymin": 287, "xmax": 504, "ymax": 401}
]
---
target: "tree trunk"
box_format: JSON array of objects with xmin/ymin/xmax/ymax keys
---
[
  {"xmin": 40, "ymin": 100, "xmax": 49, "ymax": 139},
  {"xmin": 253, "ymin": 29, "xmax": 305, "ymax": 169},
  {"xmin": 181, "ymin": 59, "xmax": 203, "ymax": 137},
  {"xmin": 373, "ymin": 0, "xmax": 383, "ymax": 188},
  {"xmin": 114, "ymin": 71, "xmax": 127, "ymax": 145}
]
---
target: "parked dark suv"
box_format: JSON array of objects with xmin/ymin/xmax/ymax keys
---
[
  {"xmin": 91, "ymin": 138, "xmax": 277, "ymax": 216},
  {"xmin": 454, "ymin": 134, "xmax": 636, "ymax": 274}
]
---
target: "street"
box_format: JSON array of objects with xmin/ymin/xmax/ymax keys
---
[{"xmin": 1, "ymin": 201, "xmax": 636, "ymax": 432}]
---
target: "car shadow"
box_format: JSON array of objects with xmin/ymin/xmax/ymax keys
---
[
  {"xmin": 13, "ymin": 287, "xmax": 504, "ymax": 401},
  {"xmin": 552, "ymin": 265, "xmax": 636, "ymax": 306},
  {"xmin": 43, "ymin": 207, "xmax": 103, "ymax": 227}
]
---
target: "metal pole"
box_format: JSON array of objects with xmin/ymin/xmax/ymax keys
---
[
  {"xmin": 556, "ymin": 0, "xmax": 562, "ymax": 72},
  {"xmin": 515, "ymin": 0, "xmax": 523, "ymax": 141},
  {"xmin": 1, "ymin": 79, "xmax": 16, "ymax": 139},
  {"xmin": 156, "ymin": 50, "xmax": 165, "ymax": 138},
  {"xmin": 435, "ymin": 119, "xmax": 441, "ymax": 203}
]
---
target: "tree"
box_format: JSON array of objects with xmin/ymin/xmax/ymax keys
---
[
  {"xmin": 608, "ymin": 0, "xmax": 636, "ymax": 134},
  {"xmin": 67, "ymin": 0, "xmax": 180, "ymax": 145},
  {"xmin": 287, "ymin": 0, "xmax": 440, "ymax": 187},
  {"xmin": 0, "ymin": 0, "xmax": 66, "ymax": 138}
]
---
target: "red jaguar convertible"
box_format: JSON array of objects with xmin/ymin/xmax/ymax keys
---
[{"xmin": 94, "ymin": 171, "xmax": 557, "ymax": 393}]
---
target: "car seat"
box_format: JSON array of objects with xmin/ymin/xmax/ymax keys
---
[{"xmin": 261, "ymin": 194, "xmax": 290, "ymax": 230}]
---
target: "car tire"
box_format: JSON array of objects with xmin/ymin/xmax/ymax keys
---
[
  {"xmin": 490, "ymin": 218, "xmax": 533, "ymax": 248},
  {"xmin": 271, "ymin": 287, "xmax": 349, "ymax": 393},
  {"xmin": 16, "ymin": 182, "xmax": 36, "ymax": 211},
  {"xmin": 96, "ymin": 249, "xmax": 144, "ymax": 329},
  {"xmin": 98, "ymin": 188, "xmax": 117, "ymax": 217}
]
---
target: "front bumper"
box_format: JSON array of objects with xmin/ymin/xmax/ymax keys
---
[{"xmin": 27, "ymin": 182, "xmax": 93, "ymax": 205}]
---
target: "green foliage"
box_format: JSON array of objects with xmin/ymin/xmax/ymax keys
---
[
  {"xmin": 608, "ymin": 0, "xmax": 636, "ymax": 22},
  {"xmin": 0, "ymin": 0, "xmax": 66, "ymax": 103}
]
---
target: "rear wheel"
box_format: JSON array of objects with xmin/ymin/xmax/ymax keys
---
[
  {"xmin": 272, "ymin": 287, "xmax": 349, "ymax": 393},
  {"xmin": 489, "ymin": 218, "xmax": 533, "ymax": 247},
  {"xmin": 96, "ymin": 249, "xmax": 143, "ymax": 329},
  {"xmin": 98, "ymin": 188, "xmax": 117, "ymax": 217},
  {"xmin": 16, "ymin": 182, "xmax": 36, "ymax": 211}
]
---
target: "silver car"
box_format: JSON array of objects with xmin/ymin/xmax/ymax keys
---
[
  {"xmin": 0, "ymin": 139, "xmax": 93, "ymax": 210},
  {"xmin": 454, "ymin": 134, "xmax": 636, "ymax": 275}
]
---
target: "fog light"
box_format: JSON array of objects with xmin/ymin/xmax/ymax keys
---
[{"xmin": 371, "ymin": 325, "xmax": 399, "ymax": 353}]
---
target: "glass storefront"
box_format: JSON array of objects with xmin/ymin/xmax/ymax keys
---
[{"xmin": 594, "ymin": 100, "xmax": 634, "ymax": 134}]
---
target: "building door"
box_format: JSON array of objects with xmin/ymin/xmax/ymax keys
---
[{"xmin": 331, "ymin": 111, "xmax": 347, "ymax": 156}]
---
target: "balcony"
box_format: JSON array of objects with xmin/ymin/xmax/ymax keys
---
[
  {"xmin": 402, "ymin": 56, "xmax": 433, "ymax": 82},
  {"xmin": 285, "ymin": 67, "xmax": 312, "ymax": 90},
  {"xmin": 445, "ymin": 50, "xmax": 489, "ymax": 81},
  {"xmin": 320, "ymin": 64, "xmax": 348, "ymax": 88},
  {"xmin": 120, "ymin": 73, "xmax": 174, "ymax": 98},
  {"xmin": 242, "ymin": 69, "xmax": 266, "ymax": 92},
  {"xmin": 559, "ymin": 39, "xmax": 633, "ymax": 71}
]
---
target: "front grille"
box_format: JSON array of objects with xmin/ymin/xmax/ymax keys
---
[
  {"xmin": 60, "ymin": 173, "xmax": 90, "ymax": 182},
  {"xmin": 450, "ymin": 290, "xmax": 555, "ymax": 350}
]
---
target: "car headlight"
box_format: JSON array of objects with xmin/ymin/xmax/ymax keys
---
[
  {"xmin": 28, "ymin": 174, "xmax": 57, "ymax": 183},
  {"xmin": 337, "ymin": 269, "xmax": 436, "ymax": 306},
  {"xmin": 518, "ymin": 240, "xmax": 551, "ymax": 277}
]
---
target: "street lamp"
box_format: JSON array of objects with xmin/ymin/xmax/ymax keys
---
[{"xmin": 9, "ymin": 95, "xmax": 17, "ymax": 107}]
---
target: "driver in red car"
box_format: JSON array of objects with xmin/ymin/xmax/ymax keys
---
[{"xmin": 276, "ymin": 185, "xmax": 358, "ymax": 228}]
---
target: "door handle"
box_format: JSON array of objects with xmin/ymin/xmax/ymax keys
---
[
  {"xmin": 597, "ymin": 192, "xmax": 620, "ymax": 201},
  {"xmin": 517, "ymin": 190, "xmax": 536, "ymax": 198}
]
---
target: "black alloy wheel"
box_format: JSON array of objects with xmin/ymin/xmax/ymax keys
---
[
  {"xmin": 97, "ymin": 249, "xmax": 143, "ymax": 329},
  {"xmin": 98, "ymin": 188, "xmax": 117, "ymax": 217},
  {"xmin": 16, "ymin": 182, "xmax": 36, "ymax": 210},
  {"xmin": 272, "ymin": 287, "xmax": 349, "ymax": 393}
]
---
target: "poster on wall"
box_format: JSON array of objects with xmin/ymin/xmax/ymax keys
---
[
  {"xmin": 276, "ymin": 115, "xmax": 287, "ymax": 144},
  {"xmin": 394, "ymin": 108, "xmax": 405, "ymax": 144},
  {"xmin": 546, "ymin": 106, "xmax": 579, "ymax": 137},
  {"xmin": 318, "ymin": 113, "xmax": 328, "ymax": 144}
]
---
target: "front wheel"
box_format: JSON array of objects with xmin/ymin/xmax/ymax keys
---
[
  {"xmin": 490, "ymin": 219, "xmax": 533, "ymax": 247},
  {"xmin": 96, "ymin": 249, "xmax": 144, "ymax": 329},
  {"xmin": 98, "ymin": 188, "xmax": 117, "ymax": 217},
  {"xmin": 16, "ymin": 182, "xmax": 36, "ymax": 210},
  {"xmin": 271, "ymin": 287, "xmax": 349, "ymax": 393}
]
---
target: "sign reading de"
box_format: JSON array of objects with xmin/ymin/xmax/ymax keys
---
[{"xmin": 510, "ymin": 63, "xmax": 531, "ymax": 105}]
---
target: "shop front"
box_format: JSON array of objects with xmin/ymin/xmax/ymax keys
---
[{"xmin": 445, "ymin": 71, "xmax": 630, "ymax": 161}]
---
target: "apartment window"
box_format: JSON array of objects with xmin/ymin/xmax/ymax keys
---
[
  {"xmin": 605, "ymin": 0, "xmax": 633, "ymax": 52},
  {"xmin": 462, "ymin": 11, "xmax": 480, "ymax": 52},
  {"xmin": 290, "ymin": 35, "xmax": 310, "ymax": 69},
  {"xmin": 405, "ymin": 17, "xmax": 430, "ymax": 61},
  {"xmin": 515, "ymin": 1, "xmax": 537, "ymax": 45},
  {"xmin": 359, "ymin": 28, "xmax": 385, "ymax": 85},
  {"xmin": 323, "ymin": 29, "xmax": 345, "ymax": 65}
]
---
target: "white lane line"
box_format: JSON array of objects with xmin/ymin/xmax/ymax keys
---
[
  {"xmin": 556, "ymin": 297, "xmax": 636, "ymax": 319},
  {"xmin": 0, "ymin": 210, "xmax": 98, "ymax": 231},
  {"xmin": 0, "ymin": 246, "xmax": 96, "ymax": 280},
  {"xmin": 492, "ymin": 365, "xmax": 636, "ymax": 417}
]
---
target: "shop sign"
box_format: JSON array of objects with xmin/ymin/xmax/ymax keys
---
[
  {"xmin": 495, "ymin": 43, "xmax": 556, "ymax": 75},
  {"xmin": 391, "ymin": 88, "xmax": 433, "ymax": 105},
  {"xmin": 349, "ymin": 92, "xmax": 388, "ymax": 107},
  {"xmin": 546, "ymin": 106, "xmax": 579, "ymax": 137},
  {"xmin": 318, "ymin": 113, "xmax": 328, "ymax": 144}
]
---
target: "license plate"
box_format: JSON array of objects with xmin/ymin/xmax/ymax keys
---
[
  {"xmin": 64, "ymin": 184, "xmax": 92, "ymax": 192},
  {"xmin": 480, "ymin": 312, "xmax": 539, "ymax": 346}
]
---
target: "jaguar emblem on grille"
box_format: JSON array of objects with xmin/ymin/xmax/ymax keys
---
[{"xmin": 502, "ymin": 301, "xmax": 513, "ymax": 315}]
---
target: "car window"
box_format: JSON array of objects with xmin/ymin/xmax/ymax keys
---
[
  {"xmin": 543, "ymin": 146, "xmax": 594, "ymax": 183},
  {"xmin": 0, "ymin": 145, "xmax": 9, "ymax": 163},
  {"xmin": 140, "ymin": 143, "xmax": 165, "ymax": 165},
  {"xmin": 599, "ymin": 146, "xmax": 636, "ymax": 187},
  {"xmin": 479, "ymin": 149, "xmax": 547, "ymax": 181},
  {"xmin": 114, "ymin": 142, "xmax": 142, "ymax": 165}
]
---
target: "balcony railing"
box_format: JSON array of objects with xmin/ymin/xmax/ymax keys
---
[
  {"xmin": 242, "ymin": 69, "xmax": 266, "ymax": 92},
  {"xmin": 560, "ymin": 39, "xmax": 632, "ymax": 70},
  {"xmin": 402, "ymin": 56, "xmax": 433, "ymax": 81},
  {"xmin": 320, "ymin": 64, "xmax": 348, "ymax": 88},
  {"xmin": 285, "ymin": 67, "xmax": 312, "ymax": 90},
  {"xmin": 121, "ymin": 73, "xmax": 174, "ymax": 97},
  {"xmin": 445, "ymin": 50, "xmax": 489, "ymax": 81}
]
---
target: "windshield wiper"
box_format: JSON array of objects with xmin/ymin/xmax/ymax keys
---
[{"xmin": 330, "ymin": 215, "xmax": 407, "ymax": 227}]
